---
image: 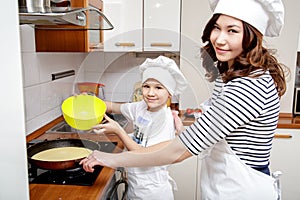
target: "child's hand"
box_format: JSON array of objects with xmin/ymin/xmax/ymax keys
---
[
  {"xmin": 92, "ymin": 114, "xmax": 123, "ymax": 135},
  {"xmin": 172, "ymin": 110, "xmax": 185, "ymax": 135}
]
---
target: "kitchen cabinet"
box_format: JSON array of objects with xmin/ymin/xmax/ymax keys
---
[
  {"xmin": 143, "ymin": 0, "xmax": 181, "ymax": 52},
  {"xmin": 35, "ymin": 0, "xmax": 104, "ymax": 52},
  {"xmin": 168, "ymin": 126, "xmax": 199, "ymax": 200},
  {"xmin": 103, "ymin": 0, "xmax": 143, "ymax": 52},
  {"xmin": 103, "ymin": 0, "xmax": 181, "ymax": 52},
  {"xmin": 270, "ymin": 129, "xmax": 300, "ymax": 200},
  {"xmin": 168, "ymin": 155, "xmax": 199, "ymax": 200}
]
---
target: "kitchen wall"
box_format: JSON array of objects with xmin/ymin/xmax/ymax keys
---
[
  {"xmin": 81, "ymin": 52, "xmax": 144, "ymax": 102},
  {"xmin": 20, "ymin": 25, "xmax": 86, "ymax": 134}
]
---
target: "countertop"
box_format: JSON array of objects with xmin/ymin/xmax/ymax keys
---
[
  {"xmin": 180, "ymin": 112, "xmax": 299, "ymax": 138},
  {"xmin": 181, "ymin": 112, "xmax": 300, "ymax": 128},
  {"xmin": 26, "ymin": 117, "xmax": 124, "ymax": 200}
]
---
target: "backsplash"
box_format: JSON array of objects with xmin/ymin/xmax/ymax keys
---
[
  {"xmin": 79, "ymin": 52, "xmax": 145, "ymax": 102},
  {"xmin": 21, "ymin": 26, "xmax": 87, "ymax": 134},
  {"xmin": 20, "ymin": 25, "xmax": 177, "ymax": 135}
]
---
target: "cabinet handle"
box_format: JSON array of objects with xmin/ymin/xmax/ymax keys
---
[
  {"xmin": 115, "ymin": 42, "xmax": 135, "ymax": 47},
  {"xmin": 274, "ymin": 133, "xmax": 292, "ymax": 139},
  {"xmin": 150, "ymin": 43, "xmax": 172, "ymax": 47}
]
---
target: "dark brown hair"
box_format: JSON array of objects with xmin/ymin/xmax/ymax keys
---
[{"xmin": 201, "ymin": 14, "xmax": 288, "ymax": 97}]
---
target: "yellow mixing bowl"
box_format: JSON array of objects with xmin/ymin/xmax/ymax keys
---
[{"xmin": 61, "ymin": 94, "xmax": 107, "ymax": 130}]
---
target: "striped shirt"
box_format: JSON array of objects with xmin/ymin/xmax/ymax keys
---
[{"xmin": 179, "ymin": 71, "xmax": 280, "ymax": 168}]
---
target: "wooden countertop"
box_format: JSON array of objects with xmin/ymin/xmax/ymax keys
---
[{"xmin": 26, "ymin": 117, "xmax": 124, "ymax": 200}]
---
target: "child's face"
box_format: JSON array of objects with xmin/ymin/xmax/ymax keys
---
[{"xmin": 142, "ymin": 78, "xmax": 171, "ymax": 112}]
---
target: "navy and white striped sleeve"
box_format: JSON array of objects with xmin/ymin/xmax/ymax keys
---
[{"xmin": 179, "ymin": 77, "xmax": 267, "ymax": 155}]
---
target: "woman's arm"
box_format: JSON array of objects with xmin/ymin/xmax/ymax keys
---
[{"xmin": 80, "ymin": 136, "xmax": 192, "ymax": 172}]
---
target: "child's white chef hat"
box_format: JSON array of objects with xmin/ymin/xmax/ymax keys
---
[
  {"xmin": 209, "ymin": 0, "xmax": 284, "ymax": 37},
  {"xmin": 140, "ymin": 56, "xmax": 188, "ymax": 96}
]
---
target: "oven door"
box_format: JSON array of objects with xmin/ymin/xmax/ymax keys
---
[{"xmin": 103, "ymin": 168, "xmax": 128, "ymax": 200}]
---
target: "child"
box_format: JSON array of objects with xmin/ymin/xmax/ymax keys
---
[{"xmin": 92, "ymin": 55, "xmax": 187, "ymax": 200}]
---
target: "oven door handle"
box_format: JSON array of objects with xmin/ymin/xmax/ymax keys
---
[{"xmin": 106, "ymin": 178, "xmax": 128, "ymax": 200}]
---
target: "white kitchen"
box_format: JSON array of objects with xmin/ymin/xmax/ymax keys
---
[{"xmin": 1, "ymin": 0, "xmax": 300, "ymax": 199}]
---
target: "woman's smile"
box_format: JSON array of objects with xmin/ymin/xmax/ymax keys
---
[{"xmin": 215, "ymin": 47, "xmax": 230, "ymax": 54}]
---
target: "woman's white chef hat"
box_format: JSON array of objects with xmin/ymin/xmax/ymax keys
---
[
  {"xmin": 209, "ymin": 0, "xmax": 284, "ymax": 37},
  {"xmin": 139, "ymin": 55, "xmax": 188, "ymax": 96}
]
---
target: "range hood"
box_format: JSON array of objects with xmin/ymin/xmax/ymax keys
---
[{"xmin": 18, "ymin": 0, "xmax": 113, "ymax": 30}]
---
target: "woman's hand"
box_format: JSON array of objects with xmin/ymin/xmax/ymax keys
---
[
  {"xmin": 80, "ymin": 150, "xmax": 117, "ymax": 172},
  {"xmin": 92, "ymin": 114, "xmax": 123, "ymax": 135}
]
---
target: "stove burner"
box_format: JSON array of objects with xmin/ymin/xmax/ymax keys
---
[
  {"xmin": 32, "ymin": 166, "xmax": 102, "ymax": 186},
  {"xmin": 51, "ymin": 167, "xmax": 88, "ymax": 179},
  {"xmin": 28, "ymin": 141, "xmax": 117, "ymax": 186}
]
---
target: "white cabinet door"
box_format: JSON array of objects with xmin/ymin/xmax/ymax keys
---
[
  {"xmin": 270, "ymin": 129, "xmax": 300, "ymax": 200},
  {"xmin": 103, "ymin": 0, "xmax": 143, "ymax": 52},
  {"xmin": 104, "ymin": 0, "xmax": 181, "ymax": 52},
  {"xmin": 144, "ymin": 0, "xmax": 181, "ymax": 52},
  {"xmin": 168, "ymin": 155, "xmax": 198, "ymax": 200},
  {"xmin": 168, "ymin": 126, "xmax": 198, "ymax": 199}
]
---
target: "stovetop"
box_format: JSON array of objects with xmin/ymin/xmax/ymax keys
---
[{"xmin": 28, "ymin": 141, "xmax": 117, "ymax": 186}]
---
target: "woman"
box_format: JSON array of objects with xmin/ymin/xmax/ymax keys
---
[
  {"xmin": 92, "ymin": 55, "xmax": 187, "ymax": 200},
  {"xmin": 81, "ymin": 0, "xmax": 288, "ymax": 199}
]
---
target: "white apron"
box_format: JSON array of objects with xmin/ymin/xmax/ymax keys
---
[
  {"xmin": 127, "ymin": 167, "xmax": 175, "ymax": 200},
  {"xmin": 200, "ymin": 139, "xmax": 277, "ymax": 200},
  {"xmin": 123, "ymin": 105, "xmax": 176, "ymax": 200}
]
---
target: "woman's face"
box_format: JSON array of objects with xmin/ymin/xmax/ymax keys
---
[
  {"xmin": 142, "ymin": 78, "xmax": 170, "ymax": 112},
  {"xmin": 210, "ymin": 14, "xmax": 244, "ymax": 66}
]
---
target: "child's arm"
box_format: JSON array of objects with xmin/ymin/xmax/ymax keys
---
[
  {"xmin": 93, "ymin": 114, "xmax": 143, "ymax": 151},
  {"xmin": 105, "ymin": 101, "xmax": 122, "ymax": 114}
]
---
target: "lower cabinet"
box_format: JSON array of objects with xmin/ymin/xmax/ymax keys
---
[
  {"xmin": 270, "ymin": 129, "xmax": 300, "ymax": 200},
  {"xmin": 168, "ymin": 154, "xmax": 199, "ymax": 200},
  {"xmin": 168, "ymin": 128, "xmax": 300, "ymax": 200}
]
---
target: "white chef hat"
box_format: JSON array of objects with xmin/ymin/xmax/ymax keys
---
[
  {"xmin": 139, "ymin": 56, "xmax": 188, "ymax": 96},
  {"xmin": 209, "ymin": 0, "xmax": 284, "ymax": 37}
]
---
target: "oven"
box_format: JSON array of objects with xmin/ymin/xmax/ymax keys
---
[{"xmin": 293, "ymin": 87, "xmax": 300, "ymax": 116}]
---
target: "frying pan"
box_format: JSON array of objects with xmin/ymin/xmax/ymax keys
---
[{"xmin": 27, "ymin": 139, "xmax": 99, "ymax": 170}]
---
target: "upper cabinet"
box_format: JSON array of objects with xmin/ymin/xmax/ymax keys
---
[
  {"xmin": 143, "ymin": 0, "xmax": 181, "ymax": 52},
  {"xmin": 34, "ymin": 0, "xmax": 105, "ymax": 52},
  {"xmin": 103, "ymin": 0, "xmax": 143, "ymax": 52},
  {"xmin": 104, "ymin": 0, "xmax": 181, "ymax": 52}
]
